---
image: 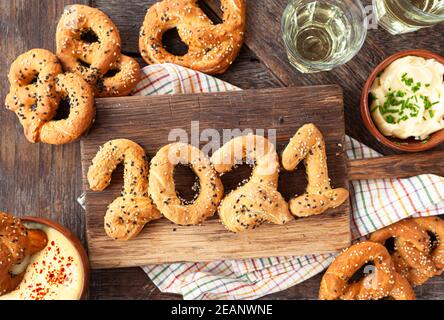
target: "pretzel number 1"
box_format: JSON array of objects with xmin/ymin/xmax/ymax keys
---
[{"xmin": 282, "ymin": 124, "xmax": 349, "ymax": 218}]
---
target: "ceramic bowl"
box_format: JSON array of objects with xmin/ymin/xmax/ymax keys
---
[
  {"xmin": 361, "ymin": 49, "xmax": 444, "ymax": 152},
  {"xmin": 21, "ymin": 216, "xmax": 90, "ymax": 300}
]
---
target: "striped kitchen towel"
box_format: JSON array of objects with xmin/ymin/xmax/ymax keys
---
[{"xmin": 130, "ymin": 63, "xmax": 444, "ymax": 300}]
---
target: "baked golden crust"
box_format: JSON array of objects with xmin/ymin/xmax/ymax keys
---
[
  {"xmin": 341, "ymin": 272, "xmax": 415, "ymax": 300},
  {"xmin": 282, "ymin": 123, "xmax": 349, "ymax": 217},
  {"xmin": 95, "ymin": 55, "xmax": 141, "ymax": 97},
  {"xmin": 56, "ymin": 4, "xmax": 121, "ymax": 84},
  {"xmin": 149, "ymin": 143, "xmax": 224, "ymax": 225},
  {"xmin": 5, "ymin": 49, "xmax": 62, "ymax": 142},
  {"xmin": 371, "ymin": 217, "xmax": 444, "ymax": 286},
  {"xmin": 40, "ymin": 73, "xmax": 95, "ymax": 145},
  {"xmin": 0, "ymin": 212, "xmax": 47, "ymax": 296},
  {"xmin": 211, "ymin": 135, "xmax": 293, "ymax": 232},
  {"xmin": 139, "ymin": 0, "xmax": 246, "ymax": 74},
  {"xmin": 319, "ymin": 241, "xmax": 415, "ymax": 300},
  {"xmin": 5, "ymin": 49, "xmax": 95, "ymax": 145},
  {"xmin": 88, "ymin": 139, "xmax": 161, "ymax": 240}
]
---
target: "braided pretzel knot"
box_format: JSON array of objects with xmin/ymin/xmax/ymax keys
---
[
  {"xmin": 88, "ymin": 139, "xmax": 161, "ymax": 240},
  {"xmin": 282, "ymin": 124, "xmax": 349, "ymax": 217},
  {"xmin": 211, "ymin": 135, "xmax": 293, "ymax": 233},
  {"xmin": 5, "ymin": 49, "xmax": 95, "ymax": 145},
  {"xmin": 319, "ymin": 241, "xmax": 415, "ymax": 300},
  {"xmin": 149, "ymin": 143, "xmax": 224, "ymax": 225},
  {"xmin": 139, "ymin": 0, "xmax": 246, "ymax": 74},
  {"xmin": 371, "ymin": 217, "xmax": 444, "ymax": 286},
  {"xmin": 56, "ymin": 5, "xmax": 140, "ymax": 97},
  {"xmin": 0, "ymin": 212, "xmax": 48, "ymax": 296}
]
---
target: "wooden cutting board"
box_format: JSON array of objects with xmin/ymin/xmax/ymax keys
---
[{"xmin": 81, "ymin": 86, "xmax": 351, "ymax": 269}]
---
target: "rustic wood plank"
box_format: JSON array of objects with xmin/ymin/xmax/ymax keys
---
[
  {"xmin": 348, "ymin": 151, "xmax": 444, "ymax": 180},
  {"xmin": 0, "ymin": 0, "xmax": 90, "ymax": 239},
  {"xmin": 91, "ymin": 0, "xmax": 444, "ymax": 154},
  {"xmin": 2, "ymin": 0, "xmax": 444, "ymax": 300},
  {"xmin": 81, "ymin": 86, "xmax": 350, "ymax": 269}
]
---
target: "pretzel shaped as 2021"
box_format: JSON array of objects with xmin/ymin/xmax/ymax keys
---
[
  {"xmin": 149, "ymin": 143, "xmax": 224, "ymax": 225},
  {"xmin": 282, "ymin": 124, "xmax": 349, "ymax": 217},
  {"xmin": 0, "ymin": 212, "xmax": 48, "ymax": 296},
  {"xmin": 56, "ymin": 5, "xmax": 121, "ymax": 85},
  {"xmin": 88, "ymin": 139, "xmax": 161, "ymax": 240},
  {"xmin": 319, "ymin": 241, "xmax": 415, "ymax": 300},
  {"xmin": 5, "ymin": 49, "xmax": 95, "ymax": 145},
  {"xmin": 211, "ymin": 135, "xmax": 293, "ymax": 233},
  {"xmin": 139, "ymin": 0, "xmax": 246, "ymax": 74}
]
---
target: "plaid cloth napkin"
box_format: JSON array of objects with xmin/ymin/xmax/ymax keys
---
[{"xmin": 127, "ymin": 64, "xmax": 444, "ymax": 300}]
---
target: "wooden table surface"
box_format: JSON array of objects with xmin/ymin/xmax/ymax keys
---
[{"xmin": 1, "ymin": 0, "xmax": 443, "ymax": 300}]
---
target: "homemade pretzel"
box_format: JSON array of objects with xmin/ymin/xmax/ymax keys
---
[
  {"xmin": 56, "ymin": 4, "xmax": 121, "ymax": 84},
  {"xmin": 139, "ymin": 0, "xmax": 246, "ymax": 74},
  {"xmin": 0, "ymin": 212, "xmax": 48, "ymax": 296},
  {"xmin": 5, "ymin": 49, "xmax": 62, "ymax": 142},
  {"xmin": 211, "ymin": 135, "xmax": 293, "ymax": 233},
  {"xmin": 88, "ymin": 139, "xmax": 161, "ymax": 240},
  {"xmin": 149, "ymin": 143, "xmax": 224, "ymax": 225},
  {"xmin": 370, "ymin": 219, "xmax": 437, "ymax": 286},
  {"xmin": 282, "ymin": 124, "xmax": 349, "ymax": 217},
  {"xmin": 95, "ymin": 55, "xmax": 141, "ymax": 97},
  {"xmin": 5, "ymin": 49, "xmax": 95, "ymax": 144},
  {"xmin": 319, "ymin": 241, "xmax": 414, "ymax": 300},
  {"xmin": 341, "ymin": 272, "xmax": 415, "ymax": 300}
]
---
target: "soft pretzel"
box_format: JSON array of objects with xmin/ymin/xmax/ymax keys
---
[
  {"xmin": 95, "ymin": 55, "xmax": 141, "ymax": 97},
  {"xmin": 88, "ymin": 139, "xmax": 161, "ymax": 240},
  {"xmin": 370, "ymin": 218, "xmax": 443, "ymax": 286},
  {"xmin": 39, "ymin": 73, "xmax": 95, "ymax": 145},
  {"xmin": 319, "ymin": 241, "xmax": 414, "ymax": 300},
  {"xmin": 342, "ymin": 272, "xmax": 415, "ymax": 300},
  {"xmin": 282, "ymin": 124, "xmax": 349, "ymax": 217},
  {"xmin": 211, "ymin": 135, "xmax": 293, "ymax": 233},
  {"xmin": 139, "ymin": 0, "xmax": 246, "ymax": 74},
  {"xmin": 5, "ymin": 49, "xmax": 95, "ymax": 145},
  {"xmin": 149, "ymin": 143, "xmax": 224, "ymax": 225},
  {"xmin": 0, "ymin": 212, "xmax": 48, "ymax": 296},
  {"xmin": 414, "ymin": 217, "xmax": 444, "ymax": 270},
  {"xmin": 56, "ymin": 4, "xmax": 121, "ymax": 84},
  {"xmin": 5, "ymin": 49, "xmax": 62, "ymax": 142}
]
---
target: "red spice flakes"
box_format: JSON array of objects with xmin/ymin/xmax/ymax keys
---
[{"xmin": 14, "ymin": 237, "xmax": 77, "ymax": 300}]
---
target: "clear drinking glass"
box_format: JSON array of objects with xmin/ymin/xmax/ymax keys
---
[
  {"xmin": 281, "ymin": 0, "xmax": 368, "ymax": 73},
  {"xmin": 373, "ymin": 0, "xmax": 444, "ymax": 35}
]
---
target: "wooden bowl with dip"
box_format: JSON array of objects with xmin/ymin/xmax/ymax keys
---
[
  {"xmin": 5, "ymin": 216, "xmax": 90, "ymax": 300},
  {"xmin": 361, "ymin": 49, "xmax": 444, "ymax": 152}
]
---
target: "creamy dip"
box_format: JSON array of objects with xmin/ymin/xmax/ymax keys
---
[
  {"xmin": 0, "ymin": 223, "xmax": 84, "ymax": 300},
  {"xmin": 370, "ymin": 56, "xmax": 444, "ymax": 140}
]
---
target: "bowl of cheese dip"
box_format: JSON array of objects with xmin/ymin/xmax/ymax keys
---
[
  {"xmin": 361, "ymin": 50, "xmax": 444, "ymax": 152},
  {"xmin": 0, "ymin": 217, "xmax": 89, "ymax": 300}
]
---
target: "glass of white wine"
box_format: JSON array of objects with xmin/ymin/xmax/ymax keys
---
[
  {"xmin": 374, "ymin": 0, "xmax": 444, "ymax": 35},
  {"xmin": 282, "ymin": 0, "xmax": 368, "ymax": 73}
]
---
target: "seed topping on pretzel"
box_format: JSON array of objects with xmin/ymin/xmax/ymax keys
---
[
  {"xmin": 0, "ymin": 212, "xmax": 48, "ymax": 296},
  {"xmin": 88, "ymin": 139, "xmax": 161, "ymax": 240},
  {"xmin": 211, "ymin": 135, "xmax": 293, "ymax": 232},
  {"xmin": 149, "ymin": 143, "xmax": 224, "ymax": 225},
  {"xmin": 319, "ymin": 241, "xmax": 415, "ymax": 300},
  {"xmin": 282, "ymin": 123, "xmax": 349, "ymax": 217},
  {"xmin": 139, "ymin": 0, "xmax": 246, "ymax": 74},
  {"xmin": 5, "ymin": 49, "xmax": 95, "ymax": 144},
  {"xmin": 56, "ymin": 4, "xmax": 121, "ymax": 84}
]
